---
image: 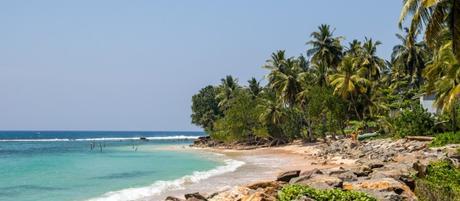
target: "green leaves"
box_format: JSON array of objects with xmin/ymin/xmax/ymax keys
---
[
  {"xmin": 393, "ymin": 103, "xmax": 435, "ymax": 137},
  {"xmin": 191, "ymin": 85, "xmax": 223, "ymax": 131},
  {"xmin": 415, "ymin": 160, "xmax": 460, "ymax": 201},
  {"xmin": 278, "ymin": 184, "xmax": 377, "ymax": 201}
]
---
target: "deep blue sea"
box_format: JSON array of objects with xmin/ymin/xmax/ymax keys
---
[{"xmin": 0, "ymin": 131, "xmax": 240, "ymax": 201}]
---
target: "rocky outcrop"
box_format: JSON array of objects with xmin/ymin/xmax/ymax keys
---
[
  {"xmin": 184, "ymin": 192, "xmax": 207, "ymax": 201},
  {"xmin": 171, "ymin": 138, "xmax": 458, "ymax": 201},
  {"xmin": 276, "ymin": 170, "xmax": 300, "ymax": 182}
]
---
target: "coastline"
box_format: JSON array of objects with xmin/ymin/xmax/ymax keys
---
[
  {"xmin": 87, "ymin": 138, "xmax": 457, "ymax": 201},
  {"xmin": 140, "ymin": 143, "xmax": 352, "ymax": 201}
]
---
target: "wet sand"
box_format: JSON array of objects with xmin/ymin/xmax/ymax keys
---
[{"xmin": 140, "ymin": 144, "xmax": 351, "ymax": 201}]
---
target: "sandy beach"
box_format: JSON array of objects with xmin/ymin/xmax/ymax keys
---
[{"xmin": 143, "ymin": 143, "xmax": 354, "ymax": 201}]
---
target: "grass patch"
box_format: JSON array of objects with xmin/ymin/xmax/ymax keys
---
[
  {"xmin": 278, "ymin": 184, "xmax": 376, "ymax": 201},
  {"xmin": 430, "ymin": 132, "xmax": 460, "ymax": 147},
  {"xmin": 415, "ymin": 161, "xmax": 460, "ymax": 201}
]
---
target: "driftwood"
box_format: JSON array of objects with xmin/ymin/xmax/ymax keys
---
[{"xmin": 405, "ymin": 136, "xmax": 434, "ymax": 141}]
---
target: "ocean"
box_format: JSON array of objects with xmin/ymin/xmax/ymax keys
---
[{"xmin": 0, "ymin": 131, "xmax": 243, "ymax": 201}]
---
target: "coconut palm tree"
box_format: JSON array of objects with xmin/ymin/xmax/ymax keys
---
[
  {"xmin": 268, "ymin": 58, "xmax": 303, "ymax": 107},
  {"xmin": 329, "ymin": 56, "xmax": 369, "ymax": 120},
  {"xmin": 345, "ymin": 40, "xmax": 363, "ymax": 57},
  {"xmin": 216, "ymin": 75, "xmax": 240, "ymax": 110},
  {"xmin": 424, "ymin": 40, "xmax": 460, "ymax": 112},
  {"xmin": 264, "ymin": 51, "xmax": 303, "ymax": 107},
  {"xmin": 307, "ymin": 24, "xmax": 344, "ymax": 70},
  {"xmin": 399, "ymin": 0, "xmax": 460, "ymax": 62},
  {"xmin": 257, "ymin": 91, "xmax": 288, "ymax": 144},
  {"xmin": 391, "ymin": 28, "xmax": 429, "ymax": 87},
  {"xmin": 248, "ymin": 77, "xmax": 262, "ymax": 98},
  {"xmin": 359, "ymin": 38, "xmax": 386, "ymax": 80}
]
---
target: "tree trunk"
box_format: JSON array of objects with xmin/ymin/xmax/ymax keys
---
[{"xmin": 350, "ymin": 93, "xmax": 362, "ymax": 121}]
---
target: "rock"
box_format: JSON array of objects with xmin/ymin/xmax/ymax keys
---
[
  {"xmin": 276, "ymin": 170, "xmax": 300, "ymax": 182},
  {"xmin": 186, "ymin": 198, "xmax": 206, "ymax": 201},
  {"xmin": 165, "ymin": 196, "xmax": 185, "ymax": 201},
  {"xmin": 331, "ymin": 170, "xmax": 358, "ymax": 182},
  {"xmin": 300, "ymin": 168, "xmax": 323, "ymax": 176},
  {"xmin": 246, "ymin": 181, "xmax": 280, "ymax": 190},
  {"xmin": 412, "ymin": 161, "xmax": 427, "ymax": 177},
  {"xmin": 184, "ymin": 192, "xmax": 207, "ymax": 201},
  {"xmin": 352, "ymin": 165, "xmax": 373, "ymax": 177},
  {"xmin": 290, "ymin": 169, "xmax": 324, "ymax": 184},
  {"xmin": 294, "ymin": 175, "xmax": 343, "ymax": 189},
  {"xmin": 241, "ymin": 191, "xmax": 276, "ymax": 201},
  {"xmin": 343, "ymin": 178, "xmax": 416, "ymax": 201},
  {"xmin": 367, "ymin": 160, "xmax": 385, "ymax": 169},
  {"xmin": 398, "ymin": 176, "xmax": 415, "ymax": 191}
]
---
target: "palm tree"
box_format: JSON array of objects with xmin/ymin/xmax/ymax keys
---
[
  {"xmin": 308, "ymin": 61, "xmax": 330, "ymax": 87},
  {"xmin": 424, "ymin": 40, "xmax": 460, "ymax": 112},
  {"xmin": 359, "ymin": 38, "xmax": 386, "ymax": 80},
  {"xmin": 329, "ymin": 56, "xmax": 369, "ymax": 120},
  {"xmin": 345, "ymin": 40, "xmax": 363, "ymax": 57},
  {"xmin": 424, "ymin": 40, "xmax": 460, "ymax": 132},
  {"xmin": 258, "ymin": 91, "xmax": 287, "ymax": 144},
  {"xmin": 264, "ymin": 51, "xmax": 303, "ymax": 107},
  {"xmin": 248, "ymin": 77, "xmax": 262, "ymax": 98},
  {"xmin": 307, "ymin": 24, "xmax": 344, "ymax": 70},
  {"xmin": 391, "ymin": 28, "xmax": 429, "ymax": 87},
  {"xmin": 216, "ymin": 75, "xmax": 240, "ymax": 110},
  {"xmin": 399, "ymin": 0, "xmax": 460, "ymax": 62}
]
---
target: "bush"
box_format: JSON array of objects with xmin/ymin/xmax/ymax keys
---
[
  {"xmin": 415, "ymin": 160, "xmax": 460, "ymax": 201},
  {"xmin": 278, "ymin": 184, "xmax": 376, "ymax": 201},
  {"xmin": 393, "ymin": 104, "xmax": 434, "ymax": 137},
  {"xmin": 430, "ymin": 132, "xmax": 460, "ymax": 147}
]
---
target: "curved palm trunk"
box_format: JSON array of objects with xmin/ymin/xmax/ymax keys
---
[{"xmin": 350, "ymin": 93, "xmax": 362, "ymax": 121}]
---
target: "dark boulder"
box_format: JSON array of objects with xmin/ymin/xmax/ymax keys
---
[
  {"xmin": 276, "ymin": 170, "xmax": 301, "ymax": 182},
  {"xmin": 184, "ymin": 192, "xmax": 207, "ymax": 201},
  {"xmin": 165, "ymin": 196, "xmax": 184, "ymax": 201}
]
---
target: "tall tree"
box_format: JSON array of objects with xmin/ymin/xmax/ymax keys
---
[
  {"xmin": 391, "ymin": 28, "xmax": 429, "ymax": 87},
  {"xmin": 359, "ymin": 38, "xmax": 386, "ymax": 80},
  {"xmin": 265, "ymin": 51, "xmax": 303, "ymax": 107},
  {"xmin": 329, "ymin": 56, "xmax": 370, "ymax": 120},
  {"xmin": 307, "ymin": 24, "xmax": 344, "ymax": 70},
  {"xmin": 191, "ymin": 85, "xmax": 223, "ymax": 131},
  {"xmin": 399, "ymin": 0, "xmax": 460, "ymax": 62},
  {"xmin": 248, "ymin": 77, "xmax": 262, "ymax": 98},
  {"xmin": 424, "ymin": 40, "xmax": 460, "ymax": 112},
  {"xmin": 216, "ymin": 75, "xmax": 240, "ymax": 110}
]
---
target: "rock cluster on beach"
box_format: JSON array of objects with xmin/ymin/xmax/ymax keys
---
[{"xmin": 168, "ymin": 138, "xmax": 460, "ymax": 201}]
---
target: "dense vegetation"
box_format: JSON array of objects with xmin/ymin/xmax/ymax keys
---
[
  {"xmin": 430, "ymin": 132, "xmax": 460, "ymax": 147},
  {"xmin": 191, "ymin": 0, "xmax": 460, "ymax": 144},
  {"xmin": 415, "ymin": 160, "xmax": 460, "ymax": 201},
  {"xmin": 278, "ymin": 184, "xmax": 376, "ymax": 201}
]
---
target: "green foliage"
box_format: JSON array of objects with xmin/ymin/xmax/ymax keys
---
[
  {"xmin": 211, "ymin": 90, "xmax": 268, "ymax": 142},
  {"xmin": 190, "ymin": 20, "xmax": 459, "ymax": 145},
  {"xmin": 278, "ymin": 184, "xmax": 376, "ymax": 201},
  {"xmin": 415, "ymin": 161, "xmax": 460, "ymax": 201},
  {"xmin": 306, "ymin": 86, "xmax": 347, "ymax": 138},
  {"xmin": 191, "ymin": 86, "xmax": 223, "ymax": 131},
  {"xmin": 392, "ymin": 104, "xmax": 435, "ymax": 137},
  {"xmin": 430, "ymin": 132, "xmax": 460, "ymax": 147}
]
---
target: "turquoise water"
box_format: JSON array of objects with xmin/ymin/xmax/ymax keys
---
[{"xmin": 0, "ymin": 131, "xmax": 224, "ymax": 201}]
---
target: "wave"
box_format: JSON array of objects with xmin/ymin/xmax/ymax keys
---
[
  {"xmin": 0, "ymin": 135, "xmax": 202, "ymax": 142},
  {"xmin": 86, "ymin": 159, "xmax": 245, "ymax": 201}
]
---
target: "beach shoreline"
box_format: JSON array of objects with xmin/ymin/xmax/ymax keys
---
[{"xmin": 140, "ymin": 142, "xmax": 354, "ymax": 201}]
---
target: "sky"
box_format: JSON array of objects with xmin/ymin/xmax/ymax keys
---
[{"xmin": 0, "ymin": 0, "xmax": 403, "ymax": 131}]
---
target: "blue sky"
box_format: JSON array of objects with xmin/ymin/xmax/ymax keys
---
[{"xmin": 0, "ymin": 1, "xmax": 403, "ymax": 131}]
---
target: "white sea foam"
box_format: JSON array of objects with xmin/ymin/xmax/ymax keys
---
[
  {"xmin": 0, "ymin": 136, "xmax": 201, "ymax": 142},
  {"xmin": 86, "ymin": 159, "xmax": 245, "ymax": 201}
]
